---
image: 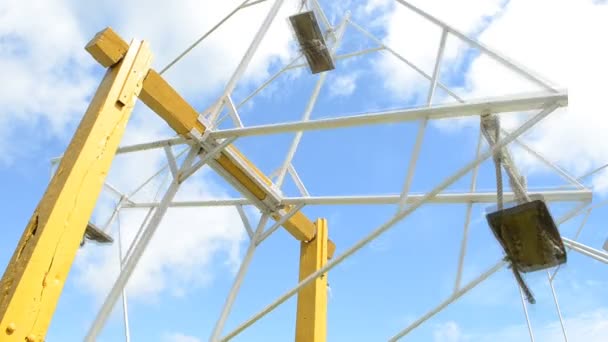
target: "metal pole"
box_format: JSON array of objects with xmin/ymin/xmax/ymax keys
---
[
  {"xmin": 397, "ymin": 28, "xmax": 448, "ymax": 211},
  {"xmin": 209, "ymin": 215, "xmax": 270, "ymax": 342},
  {"xmin": 547, "ymin": 272, "xmax": 568, "ymax": 341},
  {"xmin": 209, "ymin": 92, "xmax": 568, "ymax": 139},
  {"xmin": 209, "ymin": 0, "xmax": 287, "ymax": 124},
  {"xmin": 393, "ymin": 0, "xmax": 557, "ymax": 92},
  {"xmin": 562, "ymin": 238, "xmax": 608, "ymax": 263},
  {"xmin": 286, "ymin": 47, "xmax": 385, "ymax": 71},
  {"xmin": 219, "ymin": 104, "xmax": 558, "ymax": 341},
  {"xmin": 518, "ymin": 285, "xmax": 536, "ymax": 342},
  {"xmin": 236, "ymin": 205, "xmax": 255, "ymax": 239},
  {"xmin": 389, "ymin": 260, "xmax": 506, "ymax": 341},
  {"xmin": 275, "ymin": 14, "xmax": 350, "ymax": 188},
  {"xmin": 505, "ymin": 129, "xmax": 586, "ymax": 189},
  {"xmin": 347, "ymin": 18, "xmax": 464, "ymax": 102},
  {"xmin": 256, "ymin": 204, "xmax": 306, "ymax": 245},
  {"xmin": 116, "ymin": 212, "xmax": 131, "ymax": 342},
  {"xmin": 454, "ymin": 129, "xmax": 483, "ymax": 291},
  {"xmin": 85, "ymin": 148, "xmax": 199, "ymax": 340},
  {"xmin": 124, "ymin": 189, "xmax": 591, "ymax": 209}
]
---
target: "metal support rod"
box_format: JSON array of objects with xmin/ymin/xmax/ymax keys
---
[
  {"xmin": 85, "ymin": 148, "xmax": 199, "ymax": 340},
  {"xmin": 219, "ymin": 105, "xmax": 558, "ymax": 341},
  {"xmin": 116, "ymin": 213, "xmax": 131, "ymax": 342},
  {"xmin": 256, "ymin": 204, "xmax": 307, "ymax": 245},
  {"xmin": 454, "ymin": 129, "xmax": 483, "ymax": 291},
  {"xmin": 397, "ymin": 28, "xmax": 448, "ymax": 211},
  {"xmin": 159, "ymin": 0, "xmax": 263, "ymax": 75},
  {"xmin": 127, "ymin": 147, "xmax": 189, "ymax": 198},
  {"xmin": 178, "ymin": 138, "xmax": 237, "ymax": 183},
  {"xmin": 547, "ymin": 272, "xmax": 568, "ymax": 341},
  {"xmin": 209, "ymin": 215, "xmax": 270, "ymax": 342},
  {"xmin": 505, "ymin": 128, "xmax": 586, "ymax": 189},
  {"xmin": 286, "ymin": 47, "xmax": 385, "ymax": 71},
  {"xmin": 310, "ymin": 0, "xmax": 334, "ymax": 40},
  {"xmin": 164, "ymin": 146, "xmax": 179, "ymax": 179},
  {"xmin": 117, "ymin": 137, "xmax": 188, "ymax": 155},
  {"xmin": 388, "ymin": 260, "xmax": 506, "ymax": 341},
  {"xmin": 288, "ymin": 164, "xmax": 310, "ymax": 197},
  {"xmin": 518, "ymin": 285, "xmax": 536, "ymax": 342},
  {"xmin": 562, "ymin": 238, "xmax": 608, "ymax": 263},
  {"xmin": 236, "ymin": 205, "xmax": 255, "ymax": 239},
  {"xmin": 393, "ymin": 0, "xmax": 557, "ymax": 92},
  {"xmin": 347, "ymin": 18, "xmax": 464, "ymax": 102},
  {"xmin": 209, "ymin": 91, "xmax": 567, "ymax": 139},
  {"xmin": 124, "ymin": 189, "xmax": 592, "ymax": 209},
  {"xmin": 209, "ymin": 0, "xmax": 286, "ymax": 124},
  {"xmin": 275, "ymin": 14, "xmax": 350, "ymax": 188}
]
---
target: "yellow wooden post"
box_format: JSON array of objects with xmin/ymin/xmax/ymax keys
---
[
  {"xmin": 0, "ymin": 39, "xmax": 152, "ymax": 341},
  {"xmin": 295, "ymin": 218, "xmax": 329, "ymax": 342}
]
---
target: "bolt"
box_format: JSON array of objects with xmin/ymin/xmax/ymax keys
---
[
  {"xmin": 5, "ymin": 323, "xmax": 15, "ymax": 334},
  {"xmin": 26, "ymin": 334, "xmax": 37, "ymax": 342}
]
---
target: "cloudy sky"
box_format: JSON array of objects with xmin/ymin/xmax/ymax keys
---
[{"xmin": 1, "ymin": 0, "xmax": 607, "ymax": 341}]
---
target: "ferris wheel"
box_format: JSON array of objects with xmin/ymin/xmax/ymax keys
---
[{"xmin": 2, "ymin": 1, "xmax": 606, "ymax": 341}]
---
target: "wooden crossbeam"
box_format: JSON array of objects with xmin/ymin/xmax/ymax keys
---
[{"xmin": 86, "ymin": 27, "xmax": 336, "ymax": 254}]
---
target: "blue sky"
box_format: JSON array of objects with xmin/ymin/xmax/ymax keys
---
[{"xmin": 1, "ymin": 0, "xmax": 608, "ymax": 341}]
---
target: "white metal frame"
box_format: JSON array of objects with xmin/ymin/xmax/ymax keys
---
[{"xmin": 56, "ymin": 1, "xmax": 607, "ymax": 341}]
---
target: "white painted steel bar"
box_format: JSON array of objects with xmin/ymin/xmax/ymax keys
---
[
  {"xmin": 397, "ymin": 28, "xmax": 447, "ymax": 212},
  {"xmin": 209, "ymin": 0, "xmax": 286, "ymax": 123},
  {"xmin": 159, "ymin": 0, "xmax": 261, "ymax": 75},
  {"xmin": 116, "ymin": 213, "xmax": 131, "ymax": 342},
  {"xmin": 347, "ymin": 19, "xmax": 464, "ymax": 102},
  {"xmin": 124, "ymin": 189, "xmax": 592, "ymax": 208},
  {"xmin": 563, "ymin": 238, "xmax": 608, "ymax": 263},
  {"xmin": 286, "ymin": 47, "xmax": 385, "ymax": 70},
  {"xmin": 518, "ymin": 285, "xmax": 536, "ymax": 342},
  {"xmin": 573, "ymin": 209, "xmax": 592, "ymax": 241},
  {"xmin": 210, "ymin": 91, "xmax": 568, "ymax": 139},
  {"xmin": 388, "ymin": 260, "xmax": 506, "ymax": 341},
  {"xmin": 547, "ymin": 272, "xmax": 568, "ymax": 341},
  {"xmin": 209, "ymin": 215, "xmax": 270, "ymax": 342},
  {"xmin": 127, "ymin": 148, "xmax": 188, "ymax": 198},
  {"xmin": 454, "ymin": 130, "xmax": 483, "ymax": 292},
  {"xmin": 85, "ymin": 148, "xmax": 199, "ymax": 340},
  {"xmin": 235, "ymin": 54, "xmax": 304, "ymax": 110},
  {"xmin": 220, "ymin": 105, "xmax": 558, "ymax": 341},
  {"xmin": 393, "ymin": 0, "xmax": 557, "ymax": 92},
  {"xmin": 505, "ymin": 129, "xmax": 585, "ymax": 189},
  {"xmin": 164, "ymin": 145, "xmax": 179, "ymax": 179},
  {"xmin": 256, "ymin": 204, "xmax": 307, "ymax": 245},
  {"xmin": 117, "ymin": 137, "xmax": 188, "ymax": 154},
  {"xmin": 101, "ymin": 198, "xmax": 126, "ymax": 233},
  {"xmin": 310, "ymin": 0, "xmax": 333, "ymax": 40},
  {"xmin": 578, "ymin": 163, "xmax": 608, "ymax": 181},
  {"xmin": 236, "ymin": 205, "xmax": 254, "ymax": 239},
  {"xmin": 225, "ymin": 95, "xmax": 244, "ymax": 128},
  {"xmin": 275, "ymin": 14, "xmax": 349, "ymax": 188},
  {"xmin": 288, "ymin": 164, "xmax": 310, "ymax": 197},
  {"xmin": 178, "ymin": 138, "xmax": 237, "ymax": 183}
]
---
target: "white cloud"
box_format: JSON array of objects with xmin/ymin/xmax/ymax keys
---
[
  {"xmin": 329, "ymin": 73, "xmax": 359, "ymax": 97},
  {"xmin": 433, "ymin": 321, "xmax": 464, "ymax": 342},
  {"xmin": 162, "ymin": 332, "xmax": 201, "ymax": 342},
  {"xmin": 431, "ymin": 308, "xmax": 608, "ymax": 342},
  {"xmin": 370, "ymin": 0, "xmax": 608, "ymax": 192},
  {"xmin": 369, "ymin": 0, "xmax": 505, "ymax": 101}
]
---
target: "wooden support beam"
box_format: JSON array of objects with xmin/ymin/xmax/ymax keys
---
[
  {"xmin": 295, "ymin": 218, "xmax": 329, "ymax": 342},
  {"xmin": 0, "ymin": 40, "xmax": 152, "ymax": 341},
  {"xmin": 85, "ymin": 27, "xmax": 326, "ymax": 244}
]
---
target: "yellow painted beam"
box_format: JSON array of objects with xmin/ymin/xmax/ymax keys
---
[
  {"xmin": 85, "ymin": 27, "xmax": 129, "ymax": 68},
  {"xmin": 0, "ymin": 40, "xmax": 152, "ymax": 341},
  {"xmin": 295, "ymin": 218, "xmax": 329, "ymax": 342},
  {"xmin": 86, "ymin": 27, "xmax": 325, "ymax": 243}
]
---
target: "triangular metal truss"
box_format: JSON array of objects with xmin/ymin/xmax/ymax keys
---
[{"xmin": 52, "ymin": 0, "xmax": 608, "ymax": 341}]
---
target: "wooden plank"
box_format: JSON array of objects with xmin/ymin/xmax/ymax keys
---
[
  {"xmin": 295, "ymin": 218, "xmax": 329, "ymax": 342},
  {"xmin": 85, "ymin": 27, "xmax": 129, "ymax": 68},
  {"xmin": 0, "ymin": 40, "xmax": 152, "ymax": 342},
  {"xmin": 84, "ymin": 27, "xmax": 324, "ymax": 243}
]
